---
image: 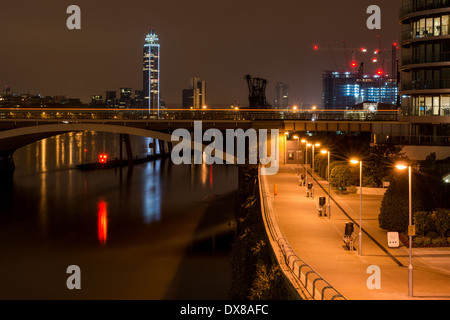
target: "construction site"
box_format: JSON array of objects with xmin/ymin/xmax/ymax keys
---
[{"xmin": 315, "ymin": 36, "xmax": 401, "ymax": 110}]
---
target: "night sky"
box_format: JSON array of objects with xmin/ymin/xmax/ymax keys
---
[{"xmin": 1, "ymin": 0, "xmax": 400, "ymax": 107}]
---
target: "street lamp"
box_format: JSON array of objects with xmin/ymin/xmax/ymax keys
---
[
  {"xmin": 284, "ymin": 132, "xmax": 289, "ymax": 165},
  {"xmin": 305, "ymin": 142, "xmax": 312, "ymax": 186},
  {"xmin": 312, "ymin": 143, "xmax": 321, "ymax": 174},
  {"xmin": 321, "ymin": 149, "xmax": 331, "ymax": 219},
  {"xmin": 293, "ymin": 135, "xmax": 300, "ymax": 175},
  {"xmin": 300, "ymin": 139, "xmax": 307, "ymax": 181},
  {"xmin": 350, "ymin": 158, "xmax": 363, "ymax": 256},
  {"xmin": 396, "ymin": 162, "xmax": 413, "ymax": 298}
]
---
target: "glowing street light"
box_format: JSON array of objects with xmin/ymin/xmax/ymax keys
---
[
  {"xmin": 321, "ymin": 149, "xmax": 331, "ymax": 219},
  {"xmin": 305, "ymin": 143, "xmax": 312, "ymax": 187},
  {"xmin": 293, "ymin": 135, "xmax": 300, "ymax": 175},
  {"xmin": 396, "ymin": 162, "xmax": 414, "ymax": 297},
  {"xmin": 312, "ymin": 143, "xmax": 321, "ymax": 174},
  {"xmin": 284, "ymin": 132, "xmax": 289, "ymax": 165},
  {"xmin": 350, "ymin": 158, "xmax": 363, "ymax": 256}
]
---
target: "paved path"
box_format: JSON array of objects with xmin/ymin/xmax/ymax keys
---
[{"xmin": 265, "ymin": 165, "xmax": 450, "ymax": 300}]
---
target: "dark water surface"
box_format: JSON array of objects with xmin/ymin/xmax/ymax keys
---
[{"xmin": 0, "ymin": 132, "xmax": 238, "ymax": 299}]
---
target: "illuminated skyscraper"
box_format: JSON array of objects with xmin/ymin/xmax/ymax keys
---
[{"xmin": 143, "ymin": 30, "xmax": 160, "ymax": 111}]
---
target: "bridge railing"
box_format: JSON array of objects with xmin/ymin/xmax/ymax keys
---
[
  {"xmin": 0, "ymin": 108, "xmax": 400, "ymax": 122},
  {"xmin": 372, "ymin": 133, "xmax": 450, "ymax": 146}
]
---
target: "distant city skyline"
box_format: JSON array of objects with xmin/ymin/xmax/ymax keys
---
[{"xmin": 0, "ymin": 1, "xmax": 400, "ymax": 107}]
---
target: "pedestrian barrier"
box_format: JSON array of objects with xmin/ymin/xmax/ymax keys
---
[{"xmin": 259, "ymin": 166, "xmax": 346, "ymax": 300}]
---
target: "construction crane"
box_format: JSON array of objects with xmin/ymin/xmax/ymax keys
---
[
  {"xmin": 245, "ymin": 74, "xmax": 270, "ymax": 109},
  {"xmin": 314, "ymin": 38, "xmax": 396, "ymax": 75}
]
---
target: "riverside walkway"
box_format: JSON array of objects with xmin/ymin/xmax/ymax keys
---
[{"xmin": 262, "ymin": 164, "xmax": 450, "ymax": 300}]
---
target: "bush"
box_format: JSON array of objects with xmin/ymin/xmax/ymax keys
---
[
  {"xmin": 362, "ymin": 175, "xmax": 378, "ymax": 188},
  {"xmin": 379, "ymin": 171, "xmax": 425, "ymax": 232},
  {"xmin": 414, "ymin": 211, "xmax": 433, "ymax": 236},
  {"xmin": 379, "ymin": 179, "xmax": 409, "ymax": 232},
  {"xmin": 431, "ymin": 237, "xmax": 449, "ymax": 247},
  {"xmin": 434, "ymin": 209, "xmax": 450, "ymax": 238},
  {"xmin": 330, "ymin": 164, "xmax": 352, "ymax": 190}
]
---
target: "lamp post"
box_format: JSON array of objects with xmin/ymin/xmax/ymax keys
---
[
  {"xmin": 293, "ymin": 135, "xmax": 300, "ymax": 175},
  {"xmin": 350, "ymin": 158, "xmax": 363, "ymax": 256},
  {"xmin": 312, "ymin": 143, "xmax": 321, "ymax": 174},
  {"xmin": 321, "ymin": 149, "xmax": 331, "ymax": 219},
  {"xmin": 284, "ymin": 132, "xmax": 289, "ymax": 165},
  {"xmin": 396, "ymin": 162, "xmax": 413, "ymax": 298},
  {"xmin": 300, "ymin": 139, "xmax": 307, "ymax": 182},
  {"xmin": 305, "ymin": 142, "xmax": 312, "ymax": 187}
]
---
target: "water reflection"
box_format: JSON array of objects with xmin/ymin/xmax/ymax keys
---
[
  {"xmin": 1, "ymin": 131, "xmax": 238, "ymax": 299},
  {"xmin": 97, "ymin": 199, "xmax": 108, "ymax": 245},
  {"xmin": 143, "ymin": 161, "xmax": 161, "ymax": 224}
]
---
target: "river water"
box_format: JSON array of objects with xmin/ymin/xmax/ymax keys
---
[{"xmin": 0, "ymin": 132, "xmax": 238, "ymax": 299}]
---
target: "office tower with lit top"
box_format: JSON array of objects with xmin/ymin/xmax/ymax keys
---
[{"xmin": 143, "ymin": 30, "xmax": 160, "ymax": 111}]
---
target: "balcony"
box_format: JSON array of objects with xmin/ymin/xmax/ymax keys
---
[
  {"xmin": 400, "ymin": 25, "xmax": 450, "ymax": 42},
  {"xmin": 400, "ymin": 2, "xmax": 450, "ymax": 20},
  {"xmin": 401, "ymin": 78, "xmax": 450, "ymax": 90},
  {"xmin": 401, "ymin": 51, "xmax": 450, "ymax": 66}
]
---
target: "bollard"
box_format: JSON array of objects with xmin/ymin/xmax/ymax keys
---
[
  {"xmin": 274, "ymin": 184, "xmax": 278, "ymax": 196},
  {"xmin": 307, "ymin": 183, "xmax": 313, "ymax": 198},
  {"xmin": 319, "ymin": 197, "xmax": 326, "ymax": 217}
]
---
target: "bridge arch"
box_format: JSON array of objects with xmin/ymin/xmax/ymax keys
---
[
  {"xmin": 0, "ymin": 123, "xmax": 174, "ymax": 152},
  {"xmin": 0, "ymin": 123, "xmax": 174, "ymax": 172}
]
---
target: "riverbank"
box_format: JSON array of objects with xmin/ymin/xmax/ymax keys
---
[{"xmin": 230, "ymin": 165, "xmax": 297, "ymax": 300}]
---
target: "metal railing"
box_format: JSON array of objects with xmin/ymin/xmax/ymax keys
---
[
  {"xmin": 373, "ymin": 134, "xmax": 450, "ymax": 146},
  {"xmin": 258, "ymin": 166, "xmax": 346, "ymax": 300},
  {"xmin": 401, "ymin": 78, "xmax": 450, "ymax": 90},
  {"xmin": 400, "ymin": 2, "xmax": 450, "ymax": 19},
  {"xmin": 401, "ymin": 51, "xmax": 450, "ymax": 66},
  {"xmin": 0, "ymin": 108, "xmax": 400, "ymax": 122},
  {"xmin": 401, "ymin": 25, "xmax": 450, "ymax": 42}
]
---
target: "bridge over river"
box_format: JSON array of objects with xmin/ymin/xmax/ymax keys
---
[{"xmin": 0, "ymin": 108, "xmax": 409, "ymax": 171}]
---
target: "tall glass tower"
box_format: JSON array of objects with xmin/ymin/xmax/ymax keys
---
[{"xmin": 143, "ymin": 30, "xmax": 160, "ymax": 111}]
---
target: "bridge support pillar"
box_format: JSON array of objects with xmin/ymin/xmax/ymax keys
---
[{"xmin": 0, "ymin": 150, "xmax": 15, "ymax": 173}]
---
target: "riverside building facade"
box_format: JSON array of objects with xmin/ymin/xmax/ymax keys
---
[{"xmin": 399, "ymin": 0, "xmax": 450, "ymax": 140}]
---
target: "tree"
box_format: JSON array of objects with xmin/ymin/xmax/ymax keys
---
[
  {"xmin": 365, "ymin": 137, "xmax": 408, "ymax": 187},
  {"xmin": 379, "ymin": 171, "xmax": 425, "ymax": 232},
  {"xmin": 330, "ymin": 164, "xmax": 352, "ymax": 190}
]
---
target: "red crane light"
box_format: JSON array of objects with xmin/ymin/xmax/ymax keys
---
[
  {"xmin": 376, "ymin": 69, "xmax": 384, "ymax": 76},
  {"xmin": 351, "ymin": 61, "xmax": 357, "ymax": 68},
  {"xmin": 313, "ymin": 45, "xmax": 319, "ymax": 50}
]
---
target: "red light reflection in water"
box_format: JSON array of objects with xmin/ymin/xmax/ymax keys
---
[
  {"xmin": 209, "ymin": 165, "xmax": 213, "ymax": 188},
  {"xmin": 97, "ymin": 200, "xmax": 108, "ymax": 245}
]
